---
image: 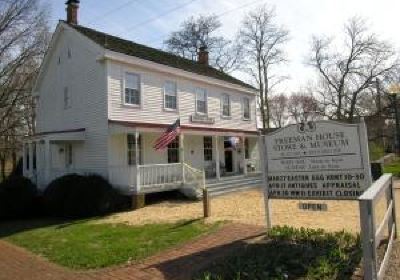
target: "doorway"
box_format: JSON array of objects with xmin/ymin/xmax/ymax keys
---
[{"xmin": 224, "ymin": 150, "xmax": 233, "ymax": 173}]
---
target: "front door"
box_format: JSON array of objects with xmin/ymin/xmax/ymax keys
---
[{"xmin": 225, "ymin": 150, "xmax": 233, "ymax": 173}]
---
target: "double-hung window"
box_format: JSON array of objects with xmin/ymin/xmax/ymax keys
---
[
  {"xmin": 124, "ymin": 73, "xmax": 140, "ymax": 105},
  {"xmin": 203, "ymin": 136, "xmax": 213, "ymax": 161},
  {"xmin": 164, "ymin": 81, "xmax": 177, "ymax": 110},
  {"xmin": 221, "ymin": 94, "xmax": 231, "ymax": 117},
  {"xmin": 167, "ymin": 137, "xmax": 179, "ymax": 163},
  {"xmin": 195, "ymin": 88, "xmax": 207, "ymax": 114},
  {"xmin": 127, "ymin": 134, "xmax": 142, "ymax": 165},
  {"xmin": 243, "ymin": 97, "xmax": 251, "ymax": 120}
]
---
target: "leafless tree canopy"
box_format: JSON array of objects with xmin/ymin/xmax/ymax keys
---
[
  {"xmin": 0, "ymin": 0, "xmax": 49, "ymax": 178},
  {"xmin": 287, "ymin": 92, "xmax": 321, "ymax": 123},
  {"xmin": 239, "ymin": 5, "xmax": 289, "ymax": 129},
  {"xmin": 309, "ymin": 17, "xmax": 399, "ymax": 121},
  {"xmin": 164, "ymin": 14, "xmax": 242, "ymax": 73},
  {"xmin": 269, "ymin": 94, "xmax": 288, "ymax": 128}
]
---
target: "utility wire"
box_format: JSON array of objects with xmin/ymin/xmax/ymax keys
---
[
  {"xmin": 142, "ymin": 0, "xmax": 268, "ymax": 46},
  {"xmin": 86, "ymin": 0, "xmax": 140, "ymax": 25},
  {"xmin": 116, "ymin": 0, "xmax": 199, "ymax": 37}
]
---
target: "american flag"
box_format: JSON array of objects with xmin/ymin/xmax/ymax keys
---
[{"xmin": 154, "ymin": 119, "xmax": 181, "ymax": 151}]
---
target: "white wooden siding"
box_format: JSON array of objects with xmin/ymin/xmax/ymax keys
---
[
  {"xmin": 107, "ymin": 62, "xmax": 258, "ymax": 131},
  {"xmin": 35, "ymin": 23, "xmax": 109, "ymax": 176}
]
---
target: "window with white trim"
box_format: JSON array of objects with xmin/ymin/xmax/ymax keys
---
[
  {"xmin": 64, "ymin": 87, "xmax": 70, "ymax": 109},
  {"xmin": 195, "ymin": 88, "xmax": 207, "ymax": 114},
  {"xmin": 167, "ymin": 137, "xmax": 179, "ymax": 163},
  {"xmin": 221, "ymin": 94, "xmax": 231, "ymax": 117},
  {"xmin": 203, "ymin": 136, "xmax": 213, "ymax": 161},
  {"xmin": 243, "ymin": 97, "xmax": 251, "ymax": 120},
  {"xmin": 127, "ymin": 134, "xmax": 142, "ymax": 165},
  {"xmin": 164, "ymin": 81, "xmax": 177, "ymax": 110},
  {"xmin": 124, "ymin": 73, "xmax": 140, "ymax": 105},
  {"xmin": 65, "ymin": 144, "xmax": 73, "ymax": 168}
]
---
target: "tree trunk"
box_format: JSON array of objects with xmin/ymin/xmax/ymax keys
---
[{"xmin": 0, "ymin": 157, "xmax": 6, "ymax": 181}]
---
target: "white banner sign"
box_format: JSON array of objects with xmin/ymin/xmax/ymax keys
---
[{"xmin": 262, "ymin": 120, "xmax": 372, "ymax": 200}]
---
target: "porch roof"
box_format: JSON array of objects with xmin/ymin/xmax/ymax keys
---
[
  {"xmin": 109, "ymin": 120, "xmax": 259, "ymax": 137},
  {"xmin": 29, "ymin": 128, "xmax": 86, "ymax": 142}
]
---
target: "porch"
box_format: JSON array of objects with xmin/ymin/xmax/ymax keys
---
[{"xmin": 108, "ymin": 125, "xmax": 261, "ymax": 195}]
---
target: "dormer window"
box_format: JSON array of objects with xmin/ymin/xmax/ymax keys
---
[
  {"xmin": 221, "ymin": 94, "xmax": 231, "ymax": 117},
  {"xmin": 195, "ymin": 88, "xmax": 207, "ymax": 114},
  {"xmin": 124, "ymin": 72, "xmax": 140, "ymax": 106}
]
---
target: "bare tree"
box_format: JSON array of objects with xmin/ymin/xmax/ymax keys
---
[
  {"xmin": 0, "ymin": 0, "xmax": 49, "ymax": 178},
  {"xmin": 239, "ymin": 5, "xmax": 289, "ymax": 129},
  {"xmin": 287, "ymin": 92, "xmax": 320, "ymax": 123},
  {"xmin": 269, "ymin": 94, "xmax": 288, "ymax": 128},
  {"xmin": 164, "ymin": 14, "xmax": 242, "ymax": 73},
  {"xmin": 309, "ymin": 17, "xmax": 399, "ymax": 121}
]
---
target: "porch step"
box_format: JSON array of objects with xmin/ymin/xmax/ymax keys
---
[{"xmin": 206, "ymin": 175, "xmax": 263, "ymax": 197}]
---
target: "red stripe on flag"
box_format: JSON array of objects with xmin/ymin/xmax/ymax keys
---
[{"xmin": 154, "ymin": 131, "xmax": 179, "ymax": 150}]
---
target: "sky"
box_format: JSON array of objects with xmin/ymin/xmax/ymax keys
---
[{"xmin": 45, "ymin": 0, "xmax": 400, "ymax": 92}]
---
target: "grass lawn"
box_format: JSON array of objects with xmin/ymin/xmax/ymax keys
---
[
  {"xmin": 383, "ymin": 158, "xmax": 400, "ymax": 177},
  {"xmin": 369, "ymin": 142, "xmax": 385, "ymax": 162},
  {"xmin": 195, "ymin": 226, "xmax": 362, "ymax": 280},
  {"xmin": 2, "ymin": 219, "xmax": 219, "ymax": 269}
]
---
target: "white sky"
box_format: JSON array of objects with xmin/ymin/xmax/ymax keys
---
[{"xmin": 47, "ymin": 0, "xmax": 400, "ymax": 92}]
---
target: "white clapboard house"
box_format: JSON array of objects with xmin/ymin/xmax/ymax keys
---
[{"xmin": 23, "ymin": 0, "xmax": 261, "ymax": 199}]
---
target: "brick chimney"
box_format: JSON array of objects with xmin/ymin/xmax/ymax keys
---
[
  {"xmin": 198, "ymin": 46, "xmax": 209, "ymax": 66},
  {"xmin": 66, "ymin": 0, "xmax": 80, "ymax": 25}
]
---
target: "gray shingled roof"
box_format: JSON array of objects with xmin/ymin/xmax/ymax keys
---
[{"xmin": 66, "ymin": 22, "xmax": 256, "ymax": 90}]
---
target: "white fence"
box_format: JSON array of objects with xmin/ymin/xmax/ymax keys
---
[{"xmin": 359, "ymin": 174, "xmax": 397, "ymax": 280}]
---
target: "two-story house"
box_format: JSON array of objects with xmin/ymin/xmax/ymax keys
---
[{"xmin": 23, "ymin": 0, "xmax": 262, "ymax": 201}]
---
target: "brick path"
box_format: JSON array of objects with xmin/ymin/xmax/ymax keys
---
[{"xmin": 0, "ymin": 223, "xmax": 265, "ymax": 280}]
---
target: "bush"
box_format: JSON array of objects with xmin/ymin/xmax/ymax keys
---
[
  {"xmin": 0, "ymin": 176, "xmax": 37, "ymax": 219},
  {"xmin": 43, "ymin": 174, "xmax": 120, "ymax": 218}
]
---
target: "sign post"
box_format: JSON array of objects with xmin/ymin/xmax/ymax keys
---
[{"xmin": 261, "ymin": 119, "xmax": 372, "ymax": 201}]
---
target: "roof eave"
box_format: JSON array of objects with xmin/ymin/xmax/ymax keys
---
[{"xmin": 102, "ymin": 50, "xmax": 258, "ymax": 95}]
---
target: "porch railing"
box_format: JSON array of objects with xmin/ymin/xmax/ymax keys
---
[
  {"xmin": 138, "ymin": 163, "xmax": 183, "ymax": 191},
  {"xmin": 109, "ymin": 163, "xmax": 206, "ymax": 194},
  {"xmin": 183, "ymin": 163, "xmax": 206, "ymax": 190}
]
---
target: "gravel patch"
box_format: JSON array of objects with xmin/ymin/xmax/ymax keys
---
[{"xmin": 99, "ymin": 189, "xmax": 398, "ymax": 233}]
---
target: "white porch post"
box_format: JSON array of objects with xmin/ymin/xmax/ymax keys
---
[
  {"xmin": 135, "ymin": 131, "xmax": 140, "ymax": 193},
  {"xmin": 214, "ymin": 135, "xmax": 220, "ymax": 180},
  {"xmin": 44, "ymin": 139, "xmax": 51, "ymax": 185},
  {"xmin": 180, "ymin": 134, "xmax": 185, "ymax": 183},
  {"xmin": 242, "ymin": 136, "xmax": 247, "ymax": 175}
]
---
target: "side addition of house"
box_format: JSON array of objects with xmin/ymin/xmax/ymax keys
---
[{"xmin": 23, "ymin": 0, "xmax": 262, "ymax": 201}]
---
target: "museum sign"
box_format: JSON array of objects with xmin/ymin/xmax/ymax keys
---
[{"xmin": 262, "ymin": 120, "xmax": 372, "ymax": 200}]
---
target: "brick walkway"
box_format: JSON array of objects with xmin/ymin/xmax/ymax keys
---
[{"xmin": 0, "ymin": 223, "xmax": 265, "ymax": 280}]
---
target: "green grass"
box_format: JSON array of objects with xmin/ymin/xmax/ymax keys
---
[
  {"xmin": 3, "ymin": 219, "xmax": 219, "ymax": 269},
  {"xmin": 195, "ymin": 226, "xmax": 362, "ymax": 280},
  {"xmin": 369, "ymin": 142, "xmax": 385, "ymax": 162},
  {"xmin": 383, "ymin": 158, "xmax": 400, "ymax": 176}
]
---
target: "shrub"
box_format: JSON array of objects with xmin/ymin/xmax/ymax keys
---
[
  {"xmin": 9, "ymin": 158, "xmax": 23, "ymax": 178},
  {"xmin": 0, "ymin": 176, "xmax": 37, "ymax": 219},
  {"xmin": 43, "ymin": 174, "xmax": 120, "ymax": 218}
]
